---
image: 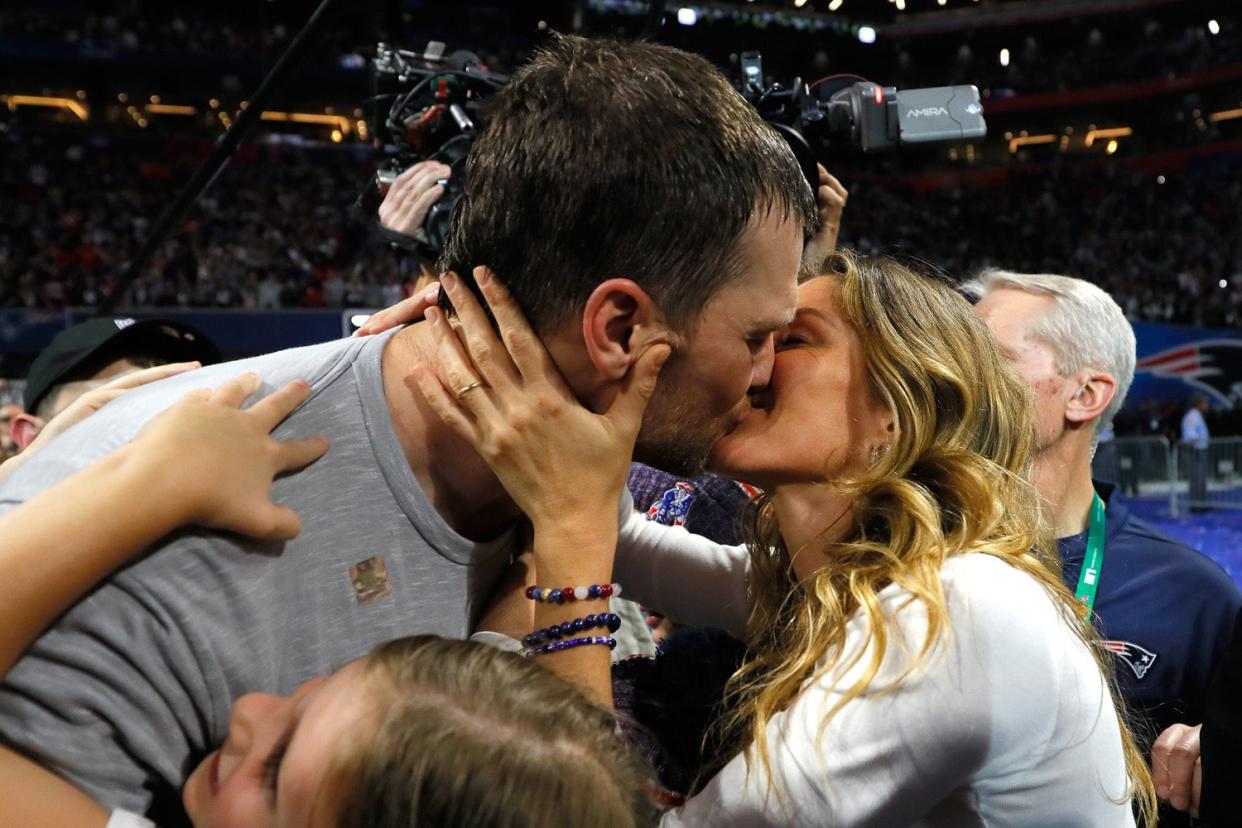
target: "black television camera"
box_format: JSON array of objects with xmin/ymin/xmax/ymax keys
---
[
  {"xmin": 370, "ymin": 42, "xmax": 507, "ymax": 260},
  {"xmin": 736, "ymin": 51, "xmax": 987, "ymax": 187},
  {"xmin": 368, "ymin": 42, "xmax": 987, "ymax": 258}
]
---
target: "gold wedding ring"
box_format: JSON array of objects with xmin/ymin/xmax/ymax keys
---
[{"xmin": 455, "ymin": 381, "xmax": 485, "ymax": 400}]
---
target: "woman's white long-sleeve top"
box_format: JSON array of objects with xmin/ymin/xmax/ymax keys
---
[{"xmin": 615, "ymin": 497, "xmax": 1134, "ymax": 828}]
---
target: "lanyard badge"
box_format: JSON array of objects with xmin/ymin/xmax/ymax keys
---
[{"xmin": 1074, "ymin": 492, "xmax": 1107, "ymax": 624}]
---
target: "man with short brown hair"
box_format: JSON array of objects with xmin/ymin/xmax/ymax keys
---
[{"xmin": 443, "ymin": 34, "xmax": 816, "ymax": 476}]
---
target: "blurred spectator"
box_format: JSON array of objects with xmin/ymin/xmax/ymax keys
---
[
  {"xmin": 9, "ymin": 317, "xmax": 219, "ymax": 453},
  {"xmin": 1181, "ymin": 395, "xmax": 1212, "ymax": 511}
]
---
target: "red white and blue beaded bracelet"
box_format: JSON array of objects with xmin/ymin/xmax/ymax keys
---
[{"xmin": 524, "ymin": 582, "xmax": 622, "ymax": 603}]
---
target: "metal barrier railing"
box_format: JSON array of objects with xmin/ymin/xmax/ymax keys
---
[
  {"xmin": 1175, "ymin": 437, "xmax": 1242, "ymax": 513},
  {"xmin": 1093, "ymin": 435, "xmax": 1177, "ymax": 514}
]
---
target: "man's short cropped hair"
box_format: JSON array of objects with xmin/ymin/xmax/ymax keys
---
[
  {"xmin": 441, "ymin": 34, "xmax": 816, "ymax": 333},
  {"xmin": 964, "ymin": 269, "xmax": 1136, "ymax": 429}
]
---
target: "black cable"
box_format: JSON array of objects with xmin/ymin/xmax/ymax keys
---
[
  {"xmin": 385, "ymin": 66, "xmax": 507, "ymax": 140},
  {"xmin": 97, "ymin": 0, "xmax": 344, "ymax": 315}
]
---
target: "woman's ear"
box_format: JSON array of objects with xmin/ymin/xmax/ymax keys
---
[
  {"xmin": 867, "ymin": 406, "xmax": 898, "ymax": 460},
  {"xmin": 581, "ymin": 279, "xmax": 670, "ymax": 381}
]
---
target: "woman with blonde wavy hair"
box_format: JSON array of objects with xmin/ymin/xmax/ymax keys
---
[{"xmin": 412, "ymin": 250, "xmax": 1158, "ymax": 827}]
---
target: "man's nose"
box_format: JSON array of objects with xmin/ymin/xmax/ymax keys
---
[{"xmin": 750, "ymin": 337, "xmax": 776, "ymax": 390}]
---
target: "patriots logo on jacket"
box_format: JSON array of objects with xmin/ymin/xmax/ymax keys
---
[
  {"xmin": 647, "ymin": 482, "xmax": 696, "ymax": 527},
  {"xmin": 1098, "ymin": 640, "xmax": 1158, "ymax": 680},
  {"xmin": 1136, "ymin": 339, "xmax": 1242, "ymax": 407}
]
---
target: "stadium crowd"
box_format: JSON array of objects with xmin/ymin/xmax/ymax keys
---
[
  {"xmin": 3, "ymin": 3, "xmax": 1239, "ymax": 97},
  {"xmin": 879, "ymin": 15, "xmax": 1239, "ymax": 94},
  {"xmin": 3, "ymin": 128, "xmax": 1240, "ymax": 330},
  {"xmin": 0, "ymin": 133, "xmax": 415, "ymax": 312},
  {"xmin": 0, "ymin": 5, "xmax": 371, "ymax": 69},
  {"xmin": 840, "ymin": 163, "xmax": 1242, "ymax": 329}
]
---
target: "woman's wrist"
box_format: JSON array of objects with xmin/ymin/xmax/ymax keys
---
[
  {"xmin": 527, "ymin": 495, "xmax": 621, "ymax": 536},
  {"xmin": 524, "ymin": 496, "xmax": 621, "ymax": 532},
  {"xmin": 529, "ymin": 518, "xmax": 618, "ymax": 580}
]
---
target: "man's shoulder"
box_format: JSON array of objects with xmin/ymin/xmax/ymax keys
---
[
  {"xmin": 1117, "ymin": 511, "xmax": 1217, "ymax": 567},
  {"xmin": 192, "ymin": 334, "xmax": 376, "ymax": 398},
  {"xmin": 0, "ymin": 335, "xmax": 376, "ymax": 505},
  {"xmin": 1113, "ymin": 511, "xmax": 1238, "ymax": 599}
]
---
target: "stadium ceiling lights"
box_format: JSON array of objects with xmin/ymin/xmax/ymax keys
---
[
  {"xmin": 260, "ymin": 110, "xmax": 354, "ymax": 136},
  {"xmin": 1002, "ymin": 124, "xmax": 1138, "ymax": 155},
  {"xmin": 1008, "ymin": 133, "xmax": 1055, "ymax": 153},
  {"xmin": 147, "ymin": 104, "xmax": 197, "ymax": 116},
  {"xmin": 858, "ymin": 25, "xmax": 877, "ymax": 44},
  {"xmin": 2, "ymin": 94, "xmax": 88, "ymax": 121},
  {"xmin": 1083, "ymin": 126, "xmax": 1132, "ymax": 147}
]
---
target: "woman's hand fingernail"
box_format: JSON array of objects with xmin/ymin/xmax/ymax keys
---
[{"xmin": 423, "ymin": 283, "xmax": 441, "ymax": 303}]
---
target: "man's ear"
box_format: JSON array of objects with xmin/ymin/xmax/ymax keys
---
[
  {"xmin": 581, "ymin": 279, "xmax": 671, "ymax": 381},
  {"xmin": 11, "ymin": 413, "xmax": 45, "ymax": 452},
  {"xmin": 1066, "ymin": 372, "xmax": 1117, "ymax": 427}
]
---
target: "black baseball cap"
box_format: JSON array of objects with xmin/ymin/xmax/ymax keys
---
[{"xmin": 23, "ymin": 318, "xmax": 221, "ymax": 413}]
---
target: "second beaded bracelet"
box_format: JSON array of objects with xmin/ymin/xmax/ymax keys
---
[
  {"xmin": 523, "ymin": 635, "xmax": 617, "ymax": 658},
  {"xmin": 522, "ymin": 612, "xmax": 623, "ymax": 649}
]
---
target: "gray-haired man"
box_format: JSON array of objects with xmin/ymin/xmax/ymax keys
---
[{"xmin": 968, "ymin": 270, "xmax": 1240, "ymax": 826}]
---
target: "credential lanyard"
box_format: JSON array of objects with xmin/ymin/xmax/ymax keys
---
[{"xmin": 1075, "ymin": 492, "xmax": 1107, "ymax": 623}]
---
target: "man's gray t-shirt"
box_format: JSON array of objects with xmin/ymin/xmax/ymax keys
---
[{"xmin": 0, "ymin": 329, "xmax": 516, "ymax": 817}]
